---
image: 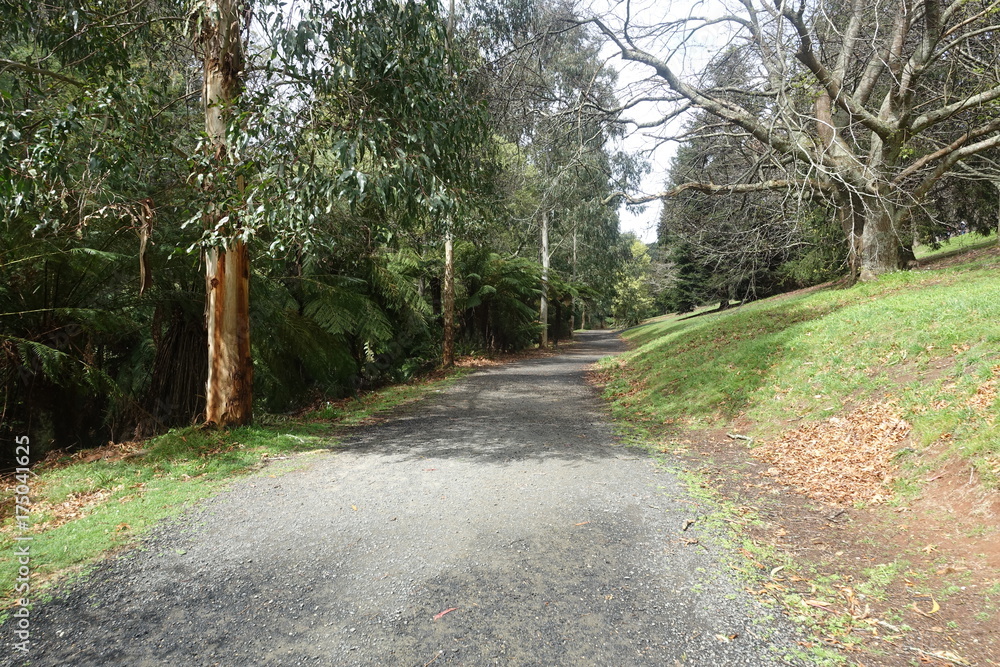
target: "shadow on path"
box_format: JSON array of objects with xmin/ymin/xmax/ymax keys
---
[
  {"xmin": 341, "ymin": 329, "xmax": 627, "ymax": 464},
  {"xmin": 0, "ymin": 329, "xmax": 806, "ymax": 667}
]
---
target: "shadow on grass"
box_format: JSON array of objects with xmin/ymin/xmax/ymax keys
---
[
  {"xmin": 610, "ymin": 293, "xmax": 848, "ymax": 423},
  {"xmin": 916, "ymin": 234, "xmax": 997, "ymax": 263},
  {"xmin": 145, "ymin": 422, "xmax": 335, "ymax": 463}
]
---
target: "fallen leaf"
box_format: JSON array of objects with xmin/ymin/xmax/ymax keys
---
[
  {"xmin": 433, "ymin": 607, "xmax": 458, "ymax": 620},
  {"xmin": 574, "ymin": 521, "xmax": 590, "ymax": 526},
  {"xmin": 351, "ymin": 505, "xmax": 358, "ymax": 511},
  {"xmin": 804, "ymin": 599, "xmax": 832, "ymax": 608},
  {"xmin": 911, "ymin": 596, "xmax": 940, "ymax": 617},
  {"xmin": 911, "ymin": 648, "xmax": 970, "ymax": 666}
]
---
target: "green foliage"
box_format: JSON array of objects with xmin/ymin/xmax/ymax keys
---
[
  {"xmin": 460, "ymin": 0, "xmax": 636, "ymax": 333},
  {"xmin": 0, "ymin": 0, "xmax": 632, "ymax": 461},
  {"xmin": 655, "ymin": 240, "xmax": 710, "ymax": 314},
  {"xmin": 775, "ymin": 212, "xmax": 850, "ymax": 288},
  {"xmin": 454, "ymin": 243, "xmax": 542, "ymax": 351},
  {"xmin": 611, "ymin": 236, "xmax": 655, "ymax": 327},
  {"xmin": 656, "ymin": 132, "xmax": 847, "ymax": 309},
  {"xmin": 194, "ymin": 0, "xmax": 498, "ymax": 254}
]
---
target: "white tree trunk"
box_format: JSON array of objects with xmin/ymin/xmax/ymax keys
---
[
  {"xmin": 442, "ymin": 227, "xmax": 455, "ymax": 367},
  {"xmin": 202, "ymin": 0, "xmax": 252, "ymax": 426},
  {"xmin": 569, "ymin": 227, "xmax": 577, "ymax": 337},
  {"xmin": 540, "ymin": 211, "xmax": 549, "ymax": 348}
]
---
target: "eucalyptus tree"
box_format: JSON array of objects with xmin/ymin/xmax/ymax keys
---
[
  {"xmin": 591, "ymin": 0, "xmax": 1000, "ymax": 280},
  {"xmin": 186, "ymin": 0, "xmax": 494, "ymax": 424},
  {"xmin": 465, "ymin": 0, "xmax": 639, "ymax": 342},
  {"xmin": 0, "ymin": 0, "xmax": 497, "ymax": 448},
  {"xmin": 194, "ymin": 0, "xmax": 251, "ymax": 426}
]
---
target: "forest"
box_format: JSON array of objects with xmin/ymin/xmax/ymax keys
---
[{"xmin": 3, "ymin": 0, "xmax": 1000, "ymax": 462}]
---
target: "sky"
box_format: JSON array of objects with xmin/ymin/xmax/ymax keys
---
[
  {"xmin": 616, "ymin": 124, "xmax": 671, "ymax": 243},
  {"xmin": 588, "ymin": 0, "xmax": 730, "ymax": 244},
  {"xmin": 606, "ymin": 47, "xmax": 673, "ymax": 244}
]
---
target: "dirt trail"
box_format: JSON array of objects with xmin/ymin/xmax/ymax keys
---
[{"xmin": 2, "ymin": 331, "xmax": 803, "ymax": 666}]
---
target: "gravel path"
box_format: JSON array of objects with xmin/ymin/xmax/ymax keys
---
[{"xmin": 3, "ymin": 331, "xmax": 804, "ymax": 666}]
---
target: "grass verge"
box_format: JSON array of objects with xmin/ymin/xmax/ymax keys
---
[
  {"xmin": 0, "ymin": 367, "xmax": 471, "ymax": 614},
  {"xmin": 599, "ymin": 248, "xmax": 1000, "ymax": 492}
]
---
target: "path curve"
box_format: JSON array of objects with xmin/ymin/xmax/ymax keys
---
[{"xmin": 3, "ymin": 331, "xmax": 802, "ymax": 666}]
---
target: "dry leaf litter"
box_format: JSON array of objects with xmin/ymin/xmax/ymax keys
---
[{"xmin": 752, "ymin": 402, "xmax": 912, "ymax": 506}]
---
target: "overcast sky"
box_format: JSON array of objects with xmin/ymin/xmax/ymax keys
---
[
  {"xmin": 588, "ymin": 0, "xmax": 729, "ymax": 243},
  {"xmin": 605, "ymin": 44, "xmax": 673, "ymax": 244}
]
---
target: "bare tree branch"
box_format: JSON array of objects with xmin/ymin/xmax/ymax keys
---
[{"xmin": 0, "ymin": 58, "xmax": 85, "ymax": 87}]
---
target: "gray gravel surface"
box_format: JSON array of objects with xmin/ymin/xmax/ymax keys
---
[{"xmin": 2, "ymin": 330, "xmax": 805, "ymax": 666}]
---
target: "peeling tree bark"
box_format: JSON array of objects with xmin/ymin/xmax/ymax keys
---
[
  {"xmin": 205, "ymin": 243, "xmax": 252, "ymax": 425},
  {"xmin": 442, "ymin": 227, "xmax": 455, "ymax": 368},
  {"xmin": 201, "ymin": 0, "xmax": 252, "ymax": 426}
]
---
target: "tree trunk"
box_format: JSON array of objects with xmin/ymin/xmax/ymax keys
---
[
  {"xmin": 569, "ymin": 227, "xmax": 576, "ymax": 338},
  {"xmin": 442, "ymin": 228, "xmax": 455, "ymax": 367},
  {"xmin": 837, "ymin": 190, "xmax": 865, "ymax": 283},
  {"xmin": 205, "ymin": 243, "xmax": 252, "ymax": 425},
  {"xmin": 201, "ymin": 0, "xmax": 251, "ymax": 426},
  {"xmin": 859, "ymin": 206, "xmax": 904, "ymax": 281},
  {"xmin": 539, "ymin": 211, "xmax": 549, "ymax": 348}
]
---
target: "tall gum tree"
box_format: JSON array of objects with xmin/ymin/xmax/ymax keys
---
[
  {"xmin": 590, "ymin": 0, "xmax": 1000, "ymax": 280},
  {"xmin": 197, "ymin": 0, "xmax": 252, "ymax": 426},
  {"xmin": 464, "ymin": 0, "xmax": 640, "ymax": 339}
]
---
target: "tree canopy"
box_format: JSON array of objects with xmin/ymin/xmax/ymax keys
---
[
  {"xmin": 5, "ymin": 0, "xmax": 996, "ymax": 457},
  {"xmin": 1, "ymin": 0, "xmax": 635, "ymax": 455},
  {"xmin": 592, "ymin": 0, "xmax": 1000, "ymax": 280}
]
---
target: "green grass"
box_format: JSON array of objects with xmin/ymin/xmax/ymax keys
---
[
  {"xmin": 595, "ymin": 243, "xmax": 1000, "ymax": 665},
  {"xmin": 914, "ymin": 230, "xmax": 997, "ymax": 261},
  {"xmin": 598, "ymin": 247, "xmax": 1000, "ymax": 490},
  {"xmin": 0, "ymin": 367, "xmax": 469, "ymax": 611},
  {"xmin": 301, "ymin": 368, "xmax": 469, "ymax": 425},
  {"xmin": 857, "ymin": 560, "xmax": 910, "ymax": 601}
]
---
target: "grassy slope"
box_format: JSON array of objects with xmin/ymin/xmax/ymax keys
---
[
  {"xmin": 598, "ymin": 237, "xmax": 1000, "ymax": 664},
  {"xmin": 0, "ymin": 368, "xmax": 470, "ymax": 611},
  {"xmin": 600, "ymin": 236, "xmax": 1000, "ymax": 493}
]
